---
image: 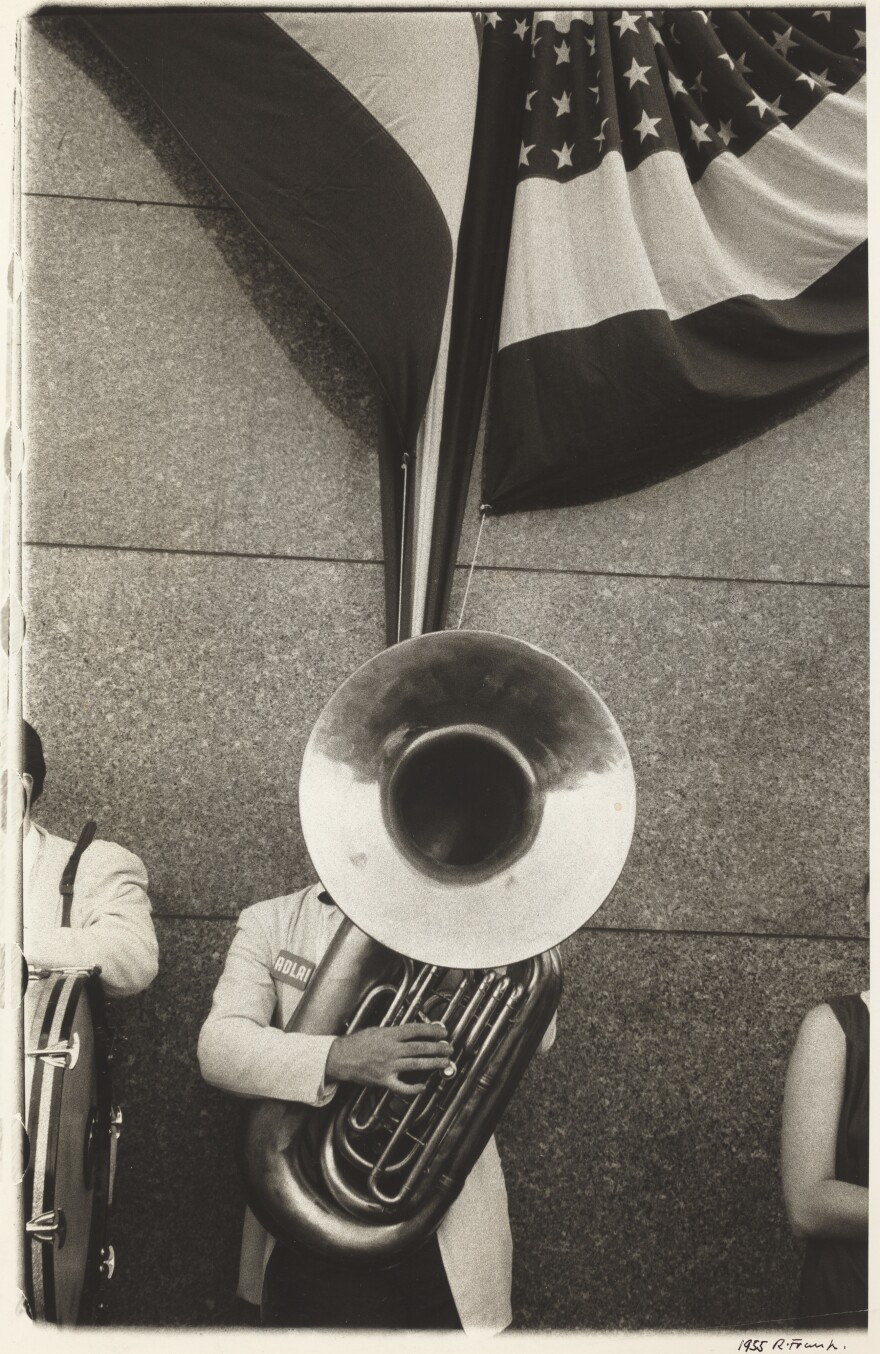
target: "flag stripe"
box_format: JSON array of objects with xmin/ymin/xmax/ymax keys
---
[
  {"xmin": 499, "ymin": 76, "xmax": 865, "ymax": 350},
  {"xmin": 485, "ymin": 241, "xmax": 867, "ymax": 512}
]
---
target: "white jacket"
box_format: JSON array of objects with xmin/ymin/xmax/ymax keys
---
[
  {"xmin": 198, "ymin": 884, "xmax": 554, "ymax": 1334},
  {"xmin": 24, "ymin": 822, "xmax": 159, "ymax": 998}
]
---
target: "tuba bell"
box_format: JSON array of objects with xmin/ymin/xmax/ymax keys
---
[{"xmin": 240, "ymin": 630, "xmax": 635, "ymax": 1263}]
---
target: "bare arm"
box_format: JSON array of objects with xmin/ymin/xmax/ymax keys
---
[{"xmin": 780, "ymin": 1003, "xmax": 868, "ymax": 1241}]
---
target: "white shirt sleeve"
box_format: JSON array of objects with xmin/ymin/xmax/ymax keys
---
[
  {"xmin": 24, "ymin": 840, "xmax": 159, "ymax": 998},
  {"xmin": 197, "ymin": 903, "xmax": 336, "ymax": 1106}
]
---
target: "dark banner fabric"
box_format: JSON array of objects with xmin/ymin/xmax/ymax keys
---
[
  {"xmin": 82, "ymin": 8, "xmax": 480, "ymax": 640},
  {"xmin": 480, "ymin": 8, "xmax": 867, "ymax": 515},
  {"xmin": 83, "ymin": 8, "xmax": 453, "ymax": 460}
]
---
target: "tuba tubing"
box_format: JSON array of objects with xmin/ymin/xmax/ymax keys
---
[
  {"xmin": 239, "ymin": 630, "xmax": 633, "ymax": 1265},
  {"xmin": 239, "ymin": 917, "xmax": 562, "ymax": 1264}
]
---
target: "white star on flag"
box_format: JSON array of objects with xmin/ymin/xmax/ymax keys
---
[
  {"xmin": 733, "ymin": 52, "xmax": 753, "ymax": 78},
  {"xmin": 690, "ymin": 119, "xmax": 711, "ymax": 147},
  {"xmin": 634, "ymin": 109, "xmax": 661, "ymax": 142},
  {"xmin": 553, "ymin": 91, "xmax": 572, "ymax": 116},
  {"xmin": 588, "ymin": 81, "xmax": 601, "ymax": 104},
  {"xmin": 483, "ymin": 12, "xmax": 501, "ymax": 29},
  {"xmin": 691, "ymin": 71, "xmax": 708, "ymax": 97},
  {"xmin": 667, "ymin": 71, "xmax": 688, "ymax": 97},
  {"xmin": 519, "ymin": 142, "xmax": 536, "ymax": 167},
  {"xmin": 808, "ymin": 69, "xmax": 835, "ymax": 92},
  {"xmin": 585, "ymin": 35, "xmax": 597, "ymax": 56},
  {"xmin": 648, "ymin": 22, "xmax": 664, "ymax": 46},
  {"xmin": 718, "ymin": 53, "xmax": 735, "ymax": 69},
  {"xmin": 854, "ymin": 30, "xmax": 866, "ymax": 50},
  {"xmin": 613, "ymin": 12, "xmax": 641, "ymax": 38},
  {"xmin": 717, "ymin": 118, "xmax": 737, "ymax": 146},
  {"xmin": 813, "ymin": 10, "xmax": 832, "ymax": 20},
  {"xmin": 553, "ymin": 141, "xmax": 575, "ymax": 168},
  {"xmin": 594, "ymin": 116, "xmax": 609, "ymax": 147},
  {"xmin": 555, "ymin": 40, "xmax": 571, "ymax": 65},
  {"xmin": 772, "ymin": 26, "xmax": 798, "ymax": 57},
  {"xmin": 513, "ymin": 18, "xmax": 529, "ymax": 40},
  {"xmin": 767, "ymin": 96, "xmax": 787, "ymax": 119},
  {"xmin": 625, "ymin": 58, "xmax": 651, "ymax": 89},
  {"xmin": 525, "ymin": 89, "xmax": 537, "ymax": 110},
  {"xmin": 747, "ymin": 91, "xmax": 772, "ymax": 118}
]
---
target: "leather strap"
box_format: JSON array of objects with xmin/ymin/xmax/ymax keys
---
[{"xmin": 59, "ymin": 820, "xmax": 98, "ymax": 928}]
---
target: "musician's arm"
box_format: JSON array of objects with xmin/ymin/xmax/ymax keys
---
[
  {"xmin": 197, "ymin": 904, "xmax": 337, "ymax": 1106},
  {"xmin": 24, "ymin": 841, "xmax": 159, "ymax": 998},
  {"xmin": 781, "ymin": 1002, "xmax": 868, "ymax": 1240}
]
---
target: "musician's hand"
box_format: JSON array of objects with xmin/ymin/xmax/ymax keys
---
[{"xmin": 326, "ymin": 1022, "xmax": 453, "ymax": 1095}]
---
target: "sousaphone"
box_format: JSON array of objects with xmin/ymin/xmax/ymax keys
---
[{"xmin": 242, "ymin": 630, "xmax": 635, "ymax": 1261}]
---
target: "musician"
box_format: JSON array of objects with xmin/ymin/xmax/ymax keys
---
[
  {"xmin": 22, "ymin": 720, "xmax": 159, "ymax": 997},
  {"xmin": 198, "ymin": 880, "xmax": 555, "ymax": 1333}
]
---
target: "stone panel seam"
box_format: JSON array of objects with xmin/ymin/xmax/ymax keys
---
[
  {"xmin": 24, "ymin": 540, "xmax": 867, "ymax": 592},
  {"xmin": 455, "ymin": 562, "xmax": 867, "ymax": 591},
  {"xmin": 24, "ymin": 540, "xmax": 384, "ymax": 569},
  {"xmin": 152, "ymin": 915, "xmax": 869, "ymax": 944}
]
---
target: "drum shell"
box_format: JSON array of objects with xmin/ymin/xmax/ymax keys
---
[{"xmin": 24, "ymin": 973, "xmax": 113, "ymax": 1325}]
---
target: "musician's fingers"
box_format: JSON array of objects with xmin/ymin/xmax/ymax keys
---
[
  {"xmin": 399, "ymin": 1055, "xmax": 454, "ymax": 1072},
  {"xmin": 396, "ymin": 1022, "xmax": 447, "ymax": 1041},
  {"xmin": 394, "ymin": 1039, "xmax": 452, "ymax": 1059},
  {"xmin": 385, "ymin": 1074, "xmax": 426, "ymax": 1095}
]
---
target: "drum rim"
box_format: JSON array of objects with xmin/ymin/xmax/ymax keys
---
[{"xmin": 25, "ymin": 974, "xmax": 113, "ymax": 1326}]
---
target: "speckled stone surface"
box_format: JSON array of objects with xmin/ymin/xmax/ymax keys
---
[
  {"xmin": 101, "ymin": 917, "xmax": 245, "ymax": 1326},
  {"xmin": 458, "ymin": 365, "xmax": 868, "ymax": 587},
  {"xmin": 451, "ymin": 569, "xmax": 868, "ymax": 938},
  {"xmin": 22, "ymin": 195, "xmax": 382, "ymax": 561},
  {"xmin": 23, "ymin": 17, "xmax": 224, "ymax": 205},
  {"xmin": 98, "ymin": 924, "xmax": 869, "ymax": 1328},
  {"xmin": 498, "ymin": 929, "xmax": 870, "ymax": 1330},
  {"xmin": 24, "ymin": 547, "xmax": 385, "ymax": 915},
  {"xmin": 24, "ymin": 548, "xmax": 867, "ymax": 938}
]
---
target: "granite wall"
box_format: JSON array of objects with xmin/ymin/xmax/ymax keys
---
[{"xmin": 20, "ymin": 16, "xmax": 869, "ymax": 1333}]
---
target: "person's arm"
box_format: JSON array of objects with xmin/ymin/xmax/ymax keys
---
[
  {"xmin": 197, "ymin": 905, "xmax": 338, "ymax": 1104},
  {"xmin": 24, "ymin": 841, "xmax": 159, "ymax": 998},
  {"xmin": 197, "ymin": 904, "xmax": 453, "ymax": 1104},
  {"xmin": 781, "ymin": 1003, "xmax": 868, "ymax": 1241}
]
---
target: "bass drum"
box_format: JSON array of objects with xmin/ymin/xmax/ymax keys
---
[{"xmin": 24, "ymin": 972, "xmax": 115, "ymax": 1325}]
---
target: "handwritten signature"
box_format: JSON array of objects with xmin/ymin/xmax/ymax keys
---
[{"xmin": 738, "ymin": 1341, "xmax": 843, "ymax": 1352}]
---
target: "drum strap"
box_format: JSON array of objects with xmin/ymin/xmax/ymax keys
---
[{"xmin": 59, "ymin": 820, "xmax": 98, "ymax": 928}]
